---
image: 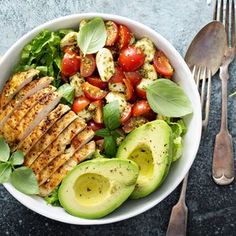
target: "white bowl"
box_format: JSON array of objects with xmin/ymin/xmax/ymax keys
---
[{"xmin": 1, "ymin": 13, "xmax": 202, "ymax": 225}]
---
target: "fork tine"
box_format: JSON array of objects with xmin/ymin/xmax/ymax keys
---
[
  {"xmin": 231, "ymin": 0, "xmax": 235, "ymax": 47},
  {"xmin": 226, "ymin": 0, "xmax": 230, "ymax": 44},
  {"xmin": 196, "ymin": 66, "xmax": 201, "ymax": 89},
  {"xmin": 200, "ymin": 67, "xmax": 207, "ymax": 110},
  {"xmin": 220, "ymin": 0, "xmax": 224, "ymax": 22},
  {"xmin": 214, "ymin": 0, "xmax": 219, "ymax": 20}
]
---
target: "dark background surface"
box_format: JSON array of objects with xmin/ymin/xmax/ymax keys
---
[{"xmin": 0, "ymin": 0, "xmax": 236, "ymax": 235}]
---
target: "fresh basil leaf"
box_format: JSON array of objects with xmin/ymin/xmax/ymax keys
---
[
  {"xmin": 95, "ymin": 128, "xmax": 111, "ymax": 137},
  {"xmin": 11, "ymin": 167, "xmax": 39, "ymax": 195},
  {"xmin": 104, "ymin": 136, "xmax": 117, "ymax": 158},
  {"xmin": 57, "ymin": 83, "xmax": 75, "ymax": 106},
  {"xmin": 77, "ymin": 17, "xmax": 107, "ymax": 55},
  {"xmin": 103, "ymin": 101, "xmax": 121, "ymax": 130},
  {"xmin": 0, "ymin": 163, "xmax": 12, "ymax": 183},
  {"xmin": 110, "ymin": 130, "xmax": 122, "ymax": 139},
  {"xmin": 147, "ymin": 79, "xmax": 193, "ymax": 117},
  {"xmin": 44, "ymin": 186, "xmax": 61, "ymax": 206},
  {"xmin": 10, "ymin": 151, "xmax": 24, "ymax": 166},
  {"xmin": 0, "ymin": 137, "xmax": 10, "ymax": 162}
]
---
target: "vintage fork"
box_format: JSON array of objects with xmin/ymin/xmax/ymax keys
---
[
  {"xmin": 212, "ymin": 0, "xmax": 235, "ymax": 185},
  {"xmin": 166, "ymin": 66, "xmax": 212, "ymax": 236}
]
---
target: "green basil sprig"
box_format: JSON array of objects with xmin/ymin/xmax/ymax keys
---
[
  {"xmin": 0, "ymin": 137, "xmax": 39, "ymax": 195},
  {"xmin": 77, "ymin": 17, "xmax": 107, "ymax": 55},
  {"xmin": 146, "ymin": 79, "xmax": 193, "ymax": 117}
]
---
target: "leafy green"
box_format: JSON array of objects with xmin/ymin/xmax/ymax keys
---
[
  {"xmin": 15, "ymin": 29, "xmax": 71, "ymax": 88},
  {"xmin": 92, "ymin": 149, "xmax": 106, "ymax": 159},
  {"xmin": 95, "ymin": 128, "xmax": 111, "ymax": 137},
  {"xmin": 10, "ymin": 151, "xmax": 24, "ymax": 166},
  {"xmin": 0, "ymin": 163, "xmax": 12, "ymax": 183},
  {"xmin": 57, "ymin": 83, "xmax": 75, "ymax": 106},
  {"xmin": 147, "ymin": 79, "xmax": 193, "ymax": 117},
  {"xmin": 45, "ymin": 187, "xmax": 61, "ymax": 206},
  {"xmin": 77, "ymin": 17, "xmax": 107, "ymax": 55},
  {"xmin": 230, "ymin": 91, "xmax": 236, "ymax": 97},
  {"xmin": 103, "ymin": 101, "xmax": 121, "ymax": 130},
  {"xmin": 0, "ymin": 137, "xmax": 10, "ymax": 162},
  {"xmin": 104, "ymin": 136, "xmax": 117, "ymax": 158},
  {"xmin": 11, "ymin": 167, "xmax": 39, "ymax": 195}
]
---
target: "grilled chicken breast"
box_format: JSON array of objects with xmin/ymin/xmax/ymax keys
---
[
  {"xmin": 17, "ymin": 104, "xmax": 70, "ymax": 155},
  {"xmin": 0, "ymin": 69, "xmax": 39, "ymax": 109},
  {"xmin": 37, "ymin": 127, "xmax": 94, "ymax": 185},
  {"xmin": 39, "ymin": 141, "xmax": 95, "ymax": 196},
  {"xmin": 0, "ymin": 77, "xmax": 53, "ymax": 130},
  {"xmin": 30, "ymin": 118, "xmax": 86, "ymax": 174},
  {"xmin": 24, "ymin": 111, "xmax": 78, "ymax": 167}
]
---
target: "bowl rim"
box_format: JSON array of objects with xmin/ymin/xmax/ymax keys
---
[{"xmin": 1, "ymin": 12, "xmax": 202, "ymax": 225}]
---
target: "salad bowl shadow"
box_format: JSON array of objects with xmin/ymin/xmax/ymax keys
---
[{"xmin": 0, "ymin": 13, "xmax": 202, "ymax": 225}]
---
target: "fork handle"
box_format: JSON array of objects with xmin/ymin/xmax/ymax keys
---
[{"xmin": 212, "ymin": 65, "xmax": 234, "ymax": 185}]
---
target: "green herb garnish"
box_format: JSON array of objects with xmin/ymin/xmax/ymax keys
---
[
  {"xmin": 45, "ymin": 187, "xmax": 61, "ymax": 206},
  {"xmin": 57, "ymin": 83, "xmax": 75, "ymax": 107}
]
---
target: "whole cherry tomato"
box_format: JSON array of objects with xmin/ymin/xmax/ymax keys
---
[
  {"xmin": 61, "ymin": 51, "xmax": 80, "ymax": 77},
  {"xmin": 132, "ymin": 100, "xmax": 151, "ymax": 117}
]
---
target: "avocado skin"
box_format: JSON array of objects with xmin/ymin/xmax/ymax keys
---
[
  {"xmin": 58, "ymin": 158, "xmax": 139, "ymax": 219},
  {"xmin": 116, "ymin": 120, "xmax": 173, "ymax": 199}
]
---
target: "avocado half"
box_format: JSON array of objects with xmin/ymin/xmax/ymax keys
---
[
  {"xmin": 116, "ymin": 120, "xmax": 173, "ymax": 199},
  {"xmin": 58, "ymin": 158, "xmax": 139, "ymax": 219}
]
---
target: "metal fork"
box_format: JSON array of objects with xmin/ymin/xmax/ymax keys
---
[
  {"xmin": 166, "ymin": 66, "xmax": 212, "ymax": 236},
  {"xmin": 213, "ymin": 0, "xmax": 235, "ymax": 185}
]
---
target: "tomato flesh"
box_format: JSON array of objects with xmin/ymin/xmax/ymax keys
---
[
  {"xmin": 105, "ymin": 21, "xmax": 119, "ymax": 46},
  {"xmin": 72, "ymin": 96, "xmax": 90, "ymax": 113},
  {"xmin": 153, "ymin": 50, "xmax": 174, "ymax": 78},
  {"xmin": 118, "ymin": 46, "xmax": 145, "ymax": 72},
  {"xmin": 87, "ymin": 120, "xmax": 104, "ymax": 131},
  {"xmin": 61, "ymin": 51, "xmax": 80, "ymax": 77},
  {"xmin": 109, "ymin": 67, "xmax": 125, "ymax": 83},
  {"xmin": 81, "ymin": 82, "xmax": 108, "ymax": 100},
  {"xmin": 118, "ymin": 25, "xmax": 132, "ymax": 49},
  {"xmin": 123, "ymin": 78, "xmax": 134, "ymax": 101},
  {"xmin": 125, "ymin": 71, "xmax": 142, "ymax": 86},
  {"xmin": 80, "ymin": 54, "xmax": 96, "ymax": 77},
  {"xmin": 132, "ymin": 100, "xmax": 151, "ymax": 117},
  {"xmin": 91, "ymin": 100, "xmax": 103, "ymax": 124},
  {"xmin": 86, "ymin": 77, "xmax": 108, "ymax": 90},
  {"xmin": 121, "ymin": 104, "xmax": 132, "ymax": 124}
]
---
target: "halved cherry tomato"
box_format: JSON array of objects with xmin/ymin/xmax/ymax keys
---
[
  {"xmin": 153, "ymin": 50, "xmax": 174, "ymax": 78},
  {"xmin": 86, "ymin": 77, "xmax": 108, "ymax": 90},
  {"xmin": 123, "ymin": 78, "xmax": 134, "ymax": 101},
  {"xmin": 87, "ymin": 120, "xmax": 104, "ymax": 131},
  {"xmin": 125, "ymin": 71, "xmax": 142, "ymax": 86},
  {"xmin": 81, "ymin": 82, "xmax": 108, "ymax": 101},
  {"xmin": 80, "ymin": 54, "xmax": 96, "ymax": 77},
  {"xmin": 72, "ymin": 96, "xmax": 90, "ymax": 113},
  {"xmin": 105, "ymin": 21, "xmax": 119, "ymax": 46},
  {"xmin": 91, "ymin": 100, "xmax": 103, "ymax": 124},
  {"xmin": 121, "ymin": 104, "xmax": 132, "ymax": 124},
  {"xmin": 132, "ymin": 100, "xmax": 151, "ymax": 117},
  {"xmin": 136, "ymin": 86, "xmax": 147, "ymax": 99},
  {"xmin": 118, "ymin": 46, "xmax": 145, "ymax": 72},
  {"xmin": 61, "ymin": 51, "xmax": 80, "ymax": 77},
  {"xmin": 118, "ymin": 25, "xmax": 132, "ymax": 49},
  {"xmin": 109, "ymin": 67, "xmax": 125, "ymax": 83}
]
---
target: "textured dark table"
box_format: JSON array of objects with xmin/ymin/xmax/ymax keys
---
[{"xmin": 0, "ymin": 0, "xmax": 236, "ymax": 235}]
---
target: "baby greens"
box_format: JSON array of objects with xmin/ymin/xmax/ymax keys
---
[
  {"xmin": 0, "ymin": 137, "xmax": 39, "ymax": 194},
  {"xmin": 77, "ymin": 17, "xmax": 107, "ymax": 55},
  {"xmin": 147, "ymin": 79, "xmax": 193, "ymax": 117}
]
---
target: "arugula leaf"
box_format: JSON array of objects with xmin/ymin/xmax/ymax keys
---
[
  {"xmin": 45, "ymin": 187, "xmax": 61, "ymax": 206},
  {"xmin": 0, "ymin": 137, "xmax": 10, "ymax": 162},
  {"xmin": 57, "ymin": 83, "xmax": 75, "ymax": 106},
  {"xmin": 230, "ymin": 91, "xmax": 236, "ymax": 97},
  {"xmin": 10, "ymin": 151, "xmax": 24, "ymax": 166},
  {"xmin": 0, "ymin": 163, "xmax": 12, "ymax": 184},
  {"xmin": 95, "ymin": 128, "xmax": 111, "ymax": 137},
  {"xmin": 11, "ymin": 167, "xmax": 39, "ymax": 195},
  {"xmin": 147, "ymin": 79, "xmax": 193, "ymax": 117},
  {"xmin": 77, "ymin": 17, "xmax": 107, "ymax": 55},
  {"xmin": 103, "ymin": 101, "xmax": 121, "ymax": 130},
  {"xmin": 104, "ymin": 136, "xmax": 117, "ymax": 158}
]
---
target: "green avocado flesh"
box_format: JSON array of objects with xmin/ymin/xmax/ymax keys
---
[
  {"xmin": 116, "ymin": 120, "xmax": 172, "ymax": 199},
  {"xmin": 58, "ymin": 158, "xmax": 139, "ymax": 219}
]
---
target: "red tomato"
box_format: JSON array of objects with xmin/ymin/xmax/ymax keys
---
[
  {"xmin": 81, "ymin": 82, "xmax": 108, "ymax": 101},
  {"xmin": 118, "ymin": 25, "xmax": 132, "ymax": 49},
  {"xmin": 109, "ymin": 67, "xmax": 125, "ymax": 83},
  {"xmin": 61, "ymin": 51, "xmax": 80, "ymax": 77},
  {"xmin": 91, "ymin": 100, "xmax": 103, "ymax": 124},
  {"xmin": 87, "ymin": 120, "xmax": 104, "ymax": 131},
  {"xmin": 72, "ymin": 96, "xmax": 90, "ymax": 113},
  {"xmin": 80, "ymin": 54, "xmax": 96, "ymax": 77},
  {"xmin": 105, "ymin": 21, "xmax": 119, "ymax": 46},
  {"xmin": 86, "ymin": 77, "xmax": 108, "ymax": 90},
  {"xmin": 153, "ymin": 50, "xmax": 174, "ymax": 78},
  {"xmin": 132, "ymin": 100, "xmax": 151, "ymax": 117},
  {"xmin": 118, "ymin": 46, "xmax": 145, "ymax": 72},
  {"xmin": 123, "ymin": 78, "xmax": 134, "ymax": 101},
  {"xmin": 121, "ymin": 104, "xmax": 132, "ymax": 124},
  {"xmin": 136, "ymin": 86, "xmax": 147, "ymax": 99},
  {"xmin": 125, "ymin": 71, "xmax": 142, "ymax": 86}
]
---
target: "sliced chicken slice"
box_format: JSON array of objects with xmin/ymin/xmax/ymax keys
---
[
  {"xmin": 0, "ymin": 77, "xmax": 53, "ymax": 130},
  {"xmin": 17, "ymin": 104, "xmax": 70, "ymax": 155},
  {"xmin": 24, "ymin": 111, "xmax": 78, "ymax": 167},
  {"xmin": 2, "ymin": 85, "xmax": 56, "ymax": 137},
  {"xmin": 39, "ymin": 141, "xmax": 95, "ymax": 196},
  {"xmin": 0, "ymin": 69, "xmax": 39, "ymax": 109},
  {"xmin": 30, "ymin": 118, "xmax": 86, "ymax": 174},
  {"xmin": 37, "ymin": 127, "xmax": 94, "ymax": 185}
]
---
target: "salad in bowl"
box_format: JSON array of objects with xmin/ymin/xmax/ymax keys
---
[{"xmin": 0, "ymin": 14, "xmax": 201, "ymax": 224}]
